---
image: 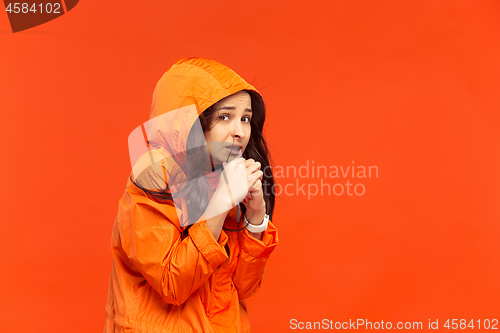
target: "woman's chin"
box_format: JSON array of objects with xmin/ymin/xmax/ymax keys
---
[
  {"xmin": 226, "ymin": 154, "xmax": 242, "ymax": 163},
  {"xmin": 211, "ymin": 151, "xmax": 242, "ymax": 165}
]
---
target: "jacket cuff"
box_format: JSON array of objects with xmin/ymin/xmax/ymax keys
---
[
  {"xmin": 189, "ymin": 220, "xmax": 229, "ymax": 267},
  {"xmin": 240, "ymin": 220, "xmax": 279, "ymax": 258}
]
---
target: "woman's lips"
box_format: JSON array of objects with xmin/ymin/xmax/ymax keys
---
[{"xmin": 225, "ymin": 146, "xmax": 242, "ymax": 155}]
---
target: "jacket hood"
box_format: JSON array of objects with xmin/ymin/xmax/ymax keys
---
[
  {"xmin": 147, "ymin": 58, "xmax": 258, "ymax": 163},
  {"xmin": 127, "ymin": 58, "xmax": 258, "ymax": 212}
]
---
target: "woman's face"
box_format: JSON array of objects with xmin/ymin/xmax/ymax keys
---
[{"xmin": 204, "ymin": 91, "xmax": 252, "ymax": 165}]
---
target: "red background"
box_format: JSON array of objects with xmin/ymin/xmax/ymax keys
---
[{"xmin": 1, "ymin": 1, "xmax": 499, "ymax": 332}]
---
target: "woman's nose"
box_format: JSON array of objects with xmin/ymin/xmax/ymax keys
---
[{"xmin": 232, "ymin": 121, "xmax": 245, "ymax": 139}]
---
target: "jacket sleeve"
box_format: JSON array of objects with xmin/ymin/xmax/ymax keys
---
[
  {"xmin": 232, "ymin": 219, "xmax": 279, "ymax": 300},
  {"xmin": 119, "ymin": 200, "xmax": 229, "ymax": 305}
]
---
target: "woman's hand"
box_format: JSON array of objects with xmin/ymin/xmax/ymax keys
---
[
  {"xmin": 242, "ymin": 159, "xmax": 267, "ymax": 225},
  {"xmin": 207, "ymin": 157, "xmax": 249, "ymax": 217},
  {"xmin": 204, "ymin": 157, "xmax": 267, "ymax": 240},
  {"xmin": 207, "ymin": 158, "xmax": 266, "ymax": 223},
  {"xmin": 204, "ymin": 157, "xmax": 247, "ymax": 240}
]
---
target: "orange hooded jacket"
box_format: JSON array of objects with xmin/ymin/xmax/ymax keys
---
[{"xmin": 103, "ymin": 58, "xmax": 279, "ymax": 333}]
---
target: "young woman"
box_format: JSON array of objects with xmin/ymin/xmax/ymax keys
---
[{"xmin": 104, "ymin": 58, "xmax": 279, "ymax": 333}]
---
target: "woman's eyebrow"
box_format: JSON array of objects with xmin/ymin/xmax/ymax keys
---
[{"xmin": 215, "ymin": 106, "xmax": 252, "ymax": 112}]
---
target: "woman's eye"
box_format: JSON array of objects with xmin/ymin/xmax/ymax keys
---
[
  {"xmin": 242, "ymin": 116, "xmax": 251, "ymax": 123},
  {"xmin": 219, "ymin": 114, "xmax": 229, "ymax": 121}
]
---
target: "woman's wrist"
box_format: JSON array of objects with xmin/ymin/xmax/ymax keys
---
[
  {"xmin": 245, "ymin": 210, "xmax": 266, "ymax": 225},
  {"xmin": 205, "ymin": 189, "xmax": 233, "ymax": 219},
  {"xmin": 245, "ymin": 201, "xmax": 266, "ymax": 225},
  {"xmin": 245, "ymin": 214, "xmax": 266, "ymax": 243}
]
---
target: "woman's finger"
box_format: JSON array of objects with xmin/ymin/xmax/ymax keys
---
[
  {"xmin": 248, "ymin": 170, "xmax": 263, "ymax": 190},
  {"xmin": 243, "ymin": 158, "xmax": 255, "ymax": 168},
  {"xmin": 245, "ymin": 160, "xmax": 261, "ymax": 172}
]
